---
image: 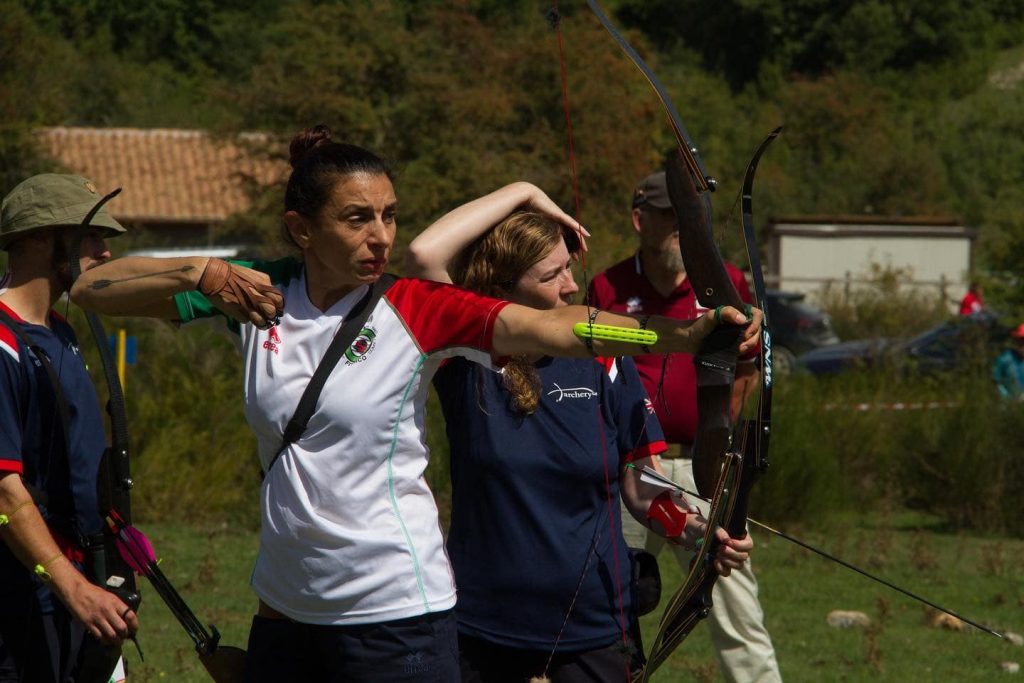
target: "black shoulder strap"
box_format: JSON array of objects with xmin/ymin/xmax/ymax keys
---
[{"xmin": 265, "ymin": 274, "xmax": 398, "ymax": 476}]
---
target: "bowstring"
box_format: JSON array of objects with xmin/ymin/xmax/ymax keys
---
[{"xmin": 544, "ymin": 4, "xmax": 632, "ymax": 679}]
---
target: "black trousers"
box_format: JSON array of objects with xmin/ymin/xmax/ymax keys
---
[
  {"xmin": 243, "ymin": 608, "xmax": 460, "ymax": 683},
  {"xmin": 0, "ymin": 591, "xmax": 94, "ymax": 683},
  {"xmin": 458, "ymin": 632, "xmax": 638, "ymax": 683}
]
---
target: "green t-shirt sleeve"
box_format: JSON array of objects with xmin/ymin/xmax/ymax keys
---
[{"xmin": 171, "ymin": 257, "xmax": 300, "ymax": 334}]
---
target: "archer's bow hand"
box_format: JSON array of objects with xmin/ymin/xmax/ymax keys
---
[
  {"xmin": 198, "ymin": 258, "xmax": 284, "ymax": 329},
  {"xmin": 737, "ymin": 306, "xmax": 763, "ymax": 354},
  {"xmin": 668, "ymin": 511, "xmax": 752, "ymax": 577},
  {"xmin": 689, "ymin": 305, "xmax": 763, "ymax": 354},
  {"xmin": 51, "ymin": 565, "xmax": 140, "ymax": 646},
  {"xmin": 710, "ymin": 527, "xmax": 753, "ymax": 577}
]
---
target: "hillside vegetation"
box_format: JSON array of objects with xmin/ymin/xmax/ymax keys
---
[{"xmin": 3, "ymin": 1, "xmax": 1024, "ymax": 535}]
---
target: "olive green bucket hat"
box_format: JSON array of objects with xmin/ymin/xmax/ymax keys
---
[{"xmin": 0, "ymin": 173, "xmax": 126, "ymax": 251}]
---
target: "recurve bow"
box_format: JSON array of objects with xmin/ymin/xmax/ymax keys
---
[{"xmin": 584, "ymin": 2, "xmax": 781, "ymax": 678}]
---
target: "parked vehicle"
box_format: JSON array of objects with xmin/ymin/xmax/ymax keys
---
[
  {"xmin": 797, "ymin": 312, "xmax": 1007, "ymax": 376},
  {"xmin": 764, "ymin": 290, "xmax": 840, "ymax": 374}
]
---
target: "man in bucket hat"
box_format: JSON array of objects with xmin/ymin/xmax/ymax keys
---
[{"xmin": 0, "ymin": 174, "xmax": 138, "ymax": 682}]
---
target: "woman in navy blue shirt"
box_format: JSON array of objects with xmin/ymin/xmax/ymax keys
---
[{"xmin": 407, "ymin": 183, "xmax": 753, "ymax": 683}]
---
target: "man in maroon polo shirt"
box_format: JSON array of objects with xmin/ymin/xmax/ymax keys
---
[{"xmin": 589, "ymin": 171, "xmax": 782, "ymax": 683}]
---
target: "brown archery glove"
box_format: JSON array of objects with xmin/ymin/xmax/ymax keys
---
[{"xmin": 198, "ymin": 258, "xmax": 283, "ymax": 329}]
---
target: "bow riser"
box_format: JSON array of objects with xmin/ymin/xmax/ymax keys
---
[
  {"xmin": 727, "ymin": 420, "xmax": 765, "ymax": 539},
  {"xmin": 646, "ymin": 135, "xmax": 778, "ymax": 679},
  {"xmin": 666, "ymin": 152, "xmax": 748, "ymax": 499}
]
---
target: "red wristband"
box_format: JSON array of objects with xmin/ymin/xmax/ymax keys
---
[{"xmin": 646, "ymin": 491, "xmax": 688, "ymax": 538}]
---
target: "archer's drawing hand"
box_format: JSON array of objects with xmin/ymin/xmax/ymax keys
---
[{"xmin": 198, "ymin": 258, "xmax": 284, "ymax": 329}]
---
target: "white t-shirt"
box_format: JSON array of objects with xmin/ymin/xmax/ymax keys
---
[{"xmin": 175, "ymin": 261, "xmax": 509, "ymax": 625}]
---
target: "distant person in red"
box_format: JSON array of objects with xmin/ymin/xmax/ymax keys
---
[{"xmin": 959, "ymin": 282, "xmax": 984, "ymax": 316}]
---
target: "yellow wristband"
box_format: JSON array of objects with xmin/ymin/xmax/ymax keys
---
[
  {"xmin": 0, "ymin": 500, "xmax": 33, "ymax": 527},
  {"xmin": 33, "ymin": 553, "xmax": 64, "ymax": 582}
]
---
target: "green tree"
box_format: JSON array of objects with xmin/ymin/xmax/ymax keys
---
[
  {"xmin": 617, "ymin": 0, "xmax": 1024, "ymax": 94},
  {"xmin": 937, "ymin": 84, "xmax": 1024, "ymax": 315}
]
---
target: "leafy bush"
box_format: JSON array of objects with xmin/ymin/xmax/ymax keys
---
[
  {"xmin": 817, "ymin": 263, "xmax": 951, "ymax": 341},
  {"xmin": 754, "ymin": 346, "xmax": 1024, "ymax": 537},
  {"xmin": 895, "ymin": 361, "xmax": 1024, "ymax": 535}
]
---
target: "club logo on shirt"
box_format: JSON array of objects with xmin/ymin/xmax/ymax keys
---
[
  {"xmin": 345, "ymin": 326, "xmax": 377, "ymax": 364},
  {"xmin": 626, "ymin": 296, "xmax": 643, "ymax": 314},
  {"xmin": 644, "ymin": 397, "xmax": 656, "ymax": 414},
  {"xmin": 262, "ymin": 325, "xmax": 282, "ymax": 355},
  {"xmin": 547, "ymin": 382, "xmax": 598, "ymax": 402}
]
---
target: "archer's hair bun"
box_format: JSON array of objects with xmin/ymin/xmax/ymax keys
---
[{"xmin": 289, "ymin": 124, "xmax": 334, "ymax": 169}]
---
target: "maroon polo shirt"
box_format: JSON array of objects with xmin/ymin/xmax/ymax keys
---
[{"xmin": 589, "ymin": 252, "xmax": 753, "ymax": 445}]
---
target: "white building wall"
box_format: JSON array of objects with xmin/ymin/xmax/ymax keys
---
[{"xmin": 768, "ymin": 220, "xmax": 975, "ymax": 309}]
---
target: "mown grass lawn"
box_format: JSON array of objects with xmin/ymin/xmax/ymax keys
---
[
  {"xmin": 121, "ymin": 512, "xmax": 1022, "ymax": 682},
  {"xmin": 640, "ymin": 512, "xmax": 1023, "ymax": 682}
]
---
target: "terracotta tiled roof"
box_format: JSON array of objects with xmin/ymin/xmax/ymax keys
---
[{"xmin": 36, "ymin": 127, "xmax": 287, "ymax": 224}]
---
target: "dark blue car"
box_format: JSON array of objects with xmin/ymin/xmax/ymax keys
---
[
  {"xmin": 764, "ymin": 290, "xmax": 840, "ymax": 374},
  {"xmin": 797, "ymin": 312, "xmax": 1006, "ymax": 376}
]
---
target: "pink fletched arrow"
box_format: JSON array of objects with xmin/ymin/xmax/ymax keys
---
[
  {"xmin": 106, "ymin": 511, "xmax": 221, "ymax": 655},
  {"xmin": 108, "ymin": 511, "xmax": 157, "ymax": 574}
]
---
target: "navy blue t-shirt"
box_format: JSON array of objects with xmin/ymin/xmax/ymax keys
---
[
  {"xmin": 435, "ymin": 355, "xmax": 666, "ymax": 651},
  {"xmin": 0, "ymin": 301, "xmax": 106, "ymax": 548}
]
